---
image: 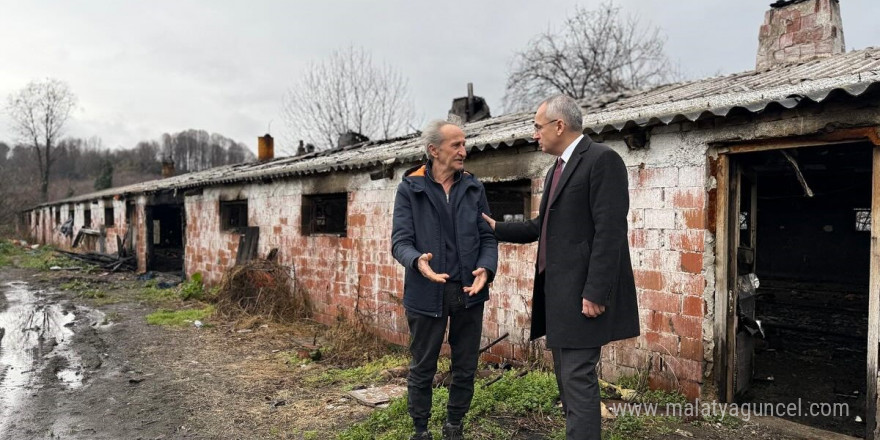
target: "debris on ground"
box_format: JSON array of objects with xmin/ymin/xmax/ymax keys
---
[
  {"xmin": 55, "ymin": 249, "xmax": 136, "ymax": 272},
  {"xmin": 347, "ymin": 384, "xmax": 407, "ymax": 407}
]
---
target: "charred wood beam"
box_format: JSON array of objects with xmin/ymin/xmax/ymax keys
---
[{"xmin": 780, "ymin": 150, "xmax": 815, "ymax": 197}]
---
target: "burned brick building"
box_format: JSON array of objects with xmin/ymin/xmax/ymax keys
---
[{"xmin": 21, "ymin": 1, "xmax": 880, "ymax": 437}]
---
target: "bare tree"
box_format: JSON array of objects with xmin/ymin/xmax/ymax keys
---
[
  {"xmin": 282, "ymin": 46, "xmax": 415, "ymax": 151},
  {"xmin": 5, "ymin": 78, "xmax": 77, "ymax": 201},
  {"xmin": 503, "ymin": 2, "xmax": 676, "ymax": 112}
]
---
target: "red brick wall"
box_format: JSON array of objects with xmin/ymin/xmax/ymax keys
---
[
  {"xmin": 177, "ymin": 157, "xmax": 712, "ymax": 400},
  {"xmin": 599, "ymin": 164, "xmax": 708, "ymax": 400},
  {"xmin": 27, "ymin": 151, "xmax": 714, "ymax": 400}
]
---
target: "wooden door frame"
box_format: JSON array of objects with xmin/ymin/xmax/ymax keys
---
[{"xmin": 713, "ymin": 128, "xmax": 880, "ymax": 440}]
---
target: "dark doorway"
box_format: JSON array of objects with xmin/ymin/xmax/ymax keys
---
[
  {"xmin": 146, "ymin": 204, "xmax": 184, "ymax": 273},
  {"xmin": 732, "ymin": 143, "xmax": 871, "ymax": 437}
]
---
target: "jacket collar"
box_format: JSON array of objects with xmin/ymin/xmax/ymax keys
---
[{"xmin": 404, "ymin": 160, "xmax": 476, "ymax": 193}]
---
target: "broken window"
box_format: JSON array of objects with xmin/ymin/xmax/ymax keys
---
[
  {"xmin": 55, "ymin": 208, "xmax": 61, "ymax": 225},
  {"xmin": 84, "ymin": 208, "xmax": 92, "ymax": 228},
  {"xmin": 855, "ymin": 208, "xmax": 871, "ymax": 232},
  {"xmin": 220, "ymin": 200, "xmax": 249, "ymax": 231},
  {"xmin": 35, "ymin": 211, "xmax": 40, "ymax": 226},
  {"xmin": 302, "ymin": 193, "xmax": 347, "ymax": 236},
  {"xmin": 739, "ymin": 212, "xmax": 749, "ymax": 231},
  {"xmin": 485, "ymin": 179, "xmax": 532, "ymax": 222},
  {"xmin": 105, "ymin": 206, "xmax": 115, "ymax": 227},
  {"xmin": 68, "ymin": 208, "xmax": 74, "ymax": 222}
]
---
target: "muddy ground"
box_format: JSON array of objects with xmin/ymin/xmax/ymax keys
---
[{"xmin": 0, "ymin": 264, "xmax": 865, "ymax": 440}]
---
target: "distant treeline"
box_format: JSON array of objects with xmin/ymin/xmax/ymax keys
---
[{"xmin": 0, "ymin": 129, "xmax": 255, "ymax": 232}]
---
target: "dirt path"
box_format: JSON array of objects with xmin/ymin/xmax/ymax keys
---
[
  {"xmin": 0, "ymin": 266, "xmax": 372, "ymax": 440},
  {"xmin": 0, "ymin": 264, "xmax": 864, "ymax": 440},
  {"xmin": 0, "ymin": 268, "xmax": 196, "ymax": 440}
]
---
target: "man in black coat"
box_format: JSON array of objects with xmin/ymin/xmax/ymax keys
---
[{"xmin": 482, "ymin": 95, "xmax": 639, "ymax": 440}]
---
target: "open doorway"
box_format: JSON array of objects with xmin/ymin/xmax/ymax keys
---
[
  {"xmin": 726, "ymin": 143, "xmax": 872, "ymax": 437},
  {"xmin": 146, "ymin": 204, "xmax": 184, "ymax": 273}
]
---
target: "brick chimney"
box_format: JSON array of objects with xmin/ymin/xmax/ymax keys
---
[
  {"xmin": 258, "ymin": 134, "xmax": 274, "ymax": 161},
  {"xmin": 756, "ymin": 0, "xmax": 845, "ymax": 71},
  {"xmin": 161, "ymin": 156, "xmax": 175, "ymax": 178}
]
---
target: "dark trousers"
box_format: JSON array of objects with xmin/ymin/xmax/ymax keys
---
[
  {"xmin": 406, "ymin": 282, "xmax": 484, "ymax": 430},
  {"xmin": 552, "ymin": 346, "xmax": 602, "ymax": 440}
]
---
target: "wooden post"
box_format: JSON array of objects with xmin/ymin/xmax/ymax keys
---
[
  {"xmin": 867, "ymin": 146, "xmax": 880, "ymax": 440},
  {"xmin": 714, "ymin": 154, "xmax": 732, "ymax": 402},
  {"xmin": 726, "ymin": 163, "xmax": 741, "ymax": 401}
]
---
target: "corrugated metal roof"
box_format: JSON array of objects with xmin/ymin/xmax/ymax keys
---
[{"xmin": 39, "ymin": 47, "xmax": 880, "ymax": 207}]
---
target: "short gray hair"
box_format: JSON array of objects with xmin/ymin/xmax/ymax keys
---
[
  {"xmin": 422, "ymin": 120, "xmax": 457, "ymax": 154},
  {"xmin": 539, "ymin": 94, "xmax": 583, "ymax": 133}
]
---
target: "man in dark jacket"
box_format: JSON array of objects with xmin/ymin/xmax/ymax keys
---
[
  {"xmin": 392, "ymin": 120, "xmax": 498, "ymax": 440},
  {"xmin": 482, "ymin": 95, "xmax": 640, "ymax": 440}
]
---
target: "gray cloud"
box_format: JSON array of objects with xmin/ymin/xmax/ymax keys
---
[{"xmin": 1, "ymin": 0, "xmax": 877, "ymax": 153}]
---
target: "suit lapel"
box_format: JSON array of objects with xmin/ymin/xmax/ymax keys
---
[
  {"xmin": 538, "ymin": 164, "xmax": 555, "ymax": 218},
  {"xmin": 548, "ymin": 136, "xmax": 593, "ymax": 207}
]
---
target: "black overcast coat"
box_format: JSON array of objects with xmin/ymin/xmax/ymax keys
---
[{"xmin": 494, "ymin": 136, "xmax": 640, "ymax": 348}]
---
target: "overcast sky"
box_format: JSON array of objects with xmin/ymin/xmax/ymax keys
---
[{"xmin": 1, "ymin": 0, "xmax": 878, "ymax": 154}]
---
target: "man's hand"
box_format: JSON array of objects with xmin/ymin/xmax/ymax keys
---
[
  {"xmin": 417, "ymin": 253, "xmax": 449, "ymax": 283},
  {"xmin": 582, "ymin": 298, "xmax": 606, "ymax": 318},
  {"xmin": 463, "ymin": 267, "xmax": 488, "ymax": 296},
  {"xmin": 481, "ymin": 213, "xmax": 496, "ymax": 231}
]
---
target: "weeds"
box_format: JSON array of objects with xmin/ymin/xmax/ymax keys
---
[
  {"xmin": 179, "ymin": 272, "xmax": 206, "ymax": 301},
  {"xmin": 338, "ymin": 368, "xmax": 563, "ymax": 439},
  {"xmin": 18, "ymin": 246, "xmax": 79, "ymax": 270},
  {"xmin": 701, "ymin": 412, "xmax": 743, "ymax": 428},
  {"xmin": 315, "ymin": 354, "xmax": 410, "ymax": 387},
  {"xmin": 146, "ymin": 306, "xmax": 214, "ymax": 326},
  {"xmin": 78, "ymin": 289, "xmax": 106, "ymax": 299},
  {"xmin": 60, "ymin": 279, "xmax": 91, "ymax": 291},
  {"xmin": 139, "ymin": 282, "xmax": 179, "ymax": 302}
]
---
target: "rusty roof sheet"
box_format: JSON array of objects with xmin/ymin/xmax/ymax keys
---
[{"xmin": 40, "ymin": 47, "xmax": 880, "ymax": 207}]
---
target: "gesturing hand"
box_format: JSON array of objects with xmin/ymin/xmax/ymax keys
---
[
  {"xmin": 463, "ymin": 267, "xmax": 488, "ymax": 296},
  {"xmin": 582, "ymin": 298, "xmax": 606, "ymax": 318},
  {"xmin": 481, "ymin": 213, "xmax": 496, "ymax": 231},
  {"xmin": 417, "ymin": 253, "xmax": 449, "ymax": 283}
]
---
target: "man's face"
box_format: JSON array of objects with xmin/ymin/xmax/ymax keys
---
[
  {"xmin": 430, "ymin": 125, "xmax": 467, "ymax": 173},
  {"xmin": 533, "ymin": 104, "xmax": 561, "ymax": 155}
]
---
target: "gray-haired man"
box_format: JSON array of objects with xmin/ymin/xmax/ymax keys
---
[{"xmin": 392, "ymin": 120, "xmax": 498, "ymax": 439}]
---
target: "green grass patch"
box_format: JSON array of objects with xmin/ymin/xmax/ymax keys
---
[
  {"xmin": 339, "ymin": 368, "xmax": 563, "ymax": 439},
  {"xmin": 78, "ymin": 289, "xmax": 106, "ymax": 299},
  {"xmin": 315, "ymin": 354, "xmax": 411, "ymax": 387},
  {"xmin": 13, "ymin": 246, "xmax": 81, "ymax": 270},
  {"xmin": 139, "ymin": 273, "xmax": 215, "ymax": 302},
  {"xmin": 139, "ymin": 281, "xmax": 179, "ymax": 302},
  {"xmin": 60, "ymin": 279, "xmax": 91, "ymax": 291},
  {"xmin": 0, "ymin": 241, "xmax": 16, "ymax": 267},
  {"xmin": 146, "ymin": 306, "xmax": 214, "ymax": 326},
  {"xmin": 637, "ymin": 389, "xmax": 687, "ymax": 406},
  {"xmin": 606, "ymin": 415, "xmax": 679, "ymax": 439}
]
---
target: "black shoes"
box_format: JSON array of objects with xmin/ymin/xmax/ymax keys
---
[
  {"xmin": 442, "ymin": 422, "xmax": 463, "ymax": 440},
  {"xmin": 410, "ymin": 422, "xmax": 463, "ymax": 440}
]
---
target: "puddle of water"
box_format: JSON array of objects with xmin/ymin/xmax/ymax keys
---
[{"xmin": 0, "ymin": 281, "xmax": 86, "ymax": 434}]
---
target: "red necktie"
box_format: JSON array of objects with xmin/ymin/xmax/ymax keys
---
[{"xmin": 538, "ymin": 157, "xmax": 564, "ymax": 273}]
